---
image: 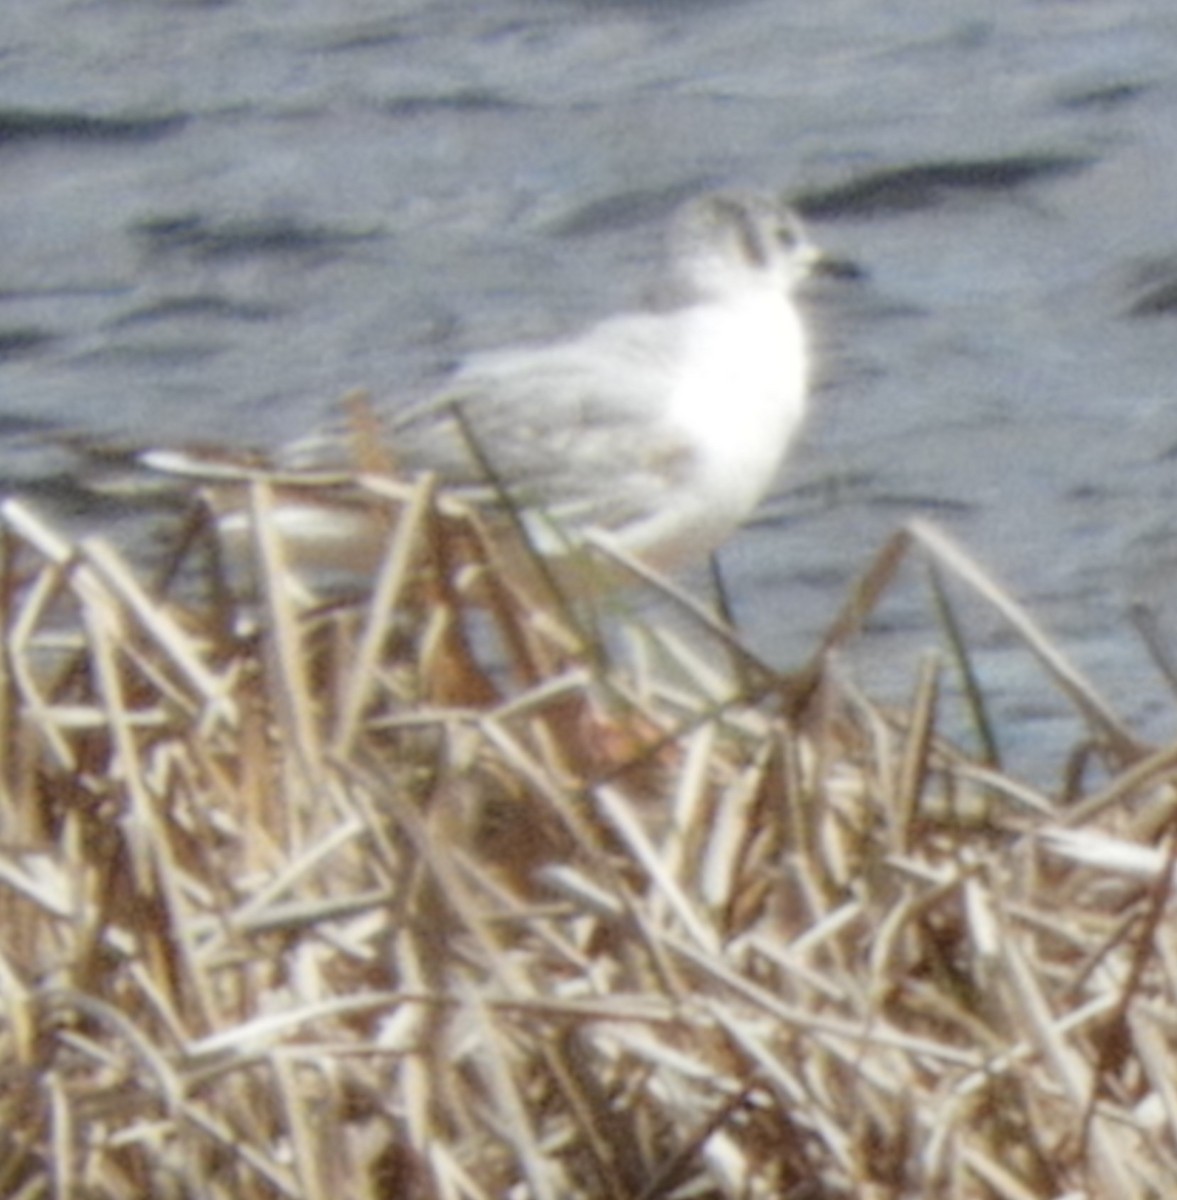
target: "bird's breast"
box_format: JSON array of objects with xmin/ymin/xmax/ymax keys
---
[{"xmin": 665, "ymin": 292, "xmax": 808, "ymax": 511}]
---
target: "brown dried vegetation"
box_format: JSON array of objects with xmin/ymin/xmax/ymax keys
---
[{"xmin": 0, "ymin": 468, "xmax": 1175, "ymax": 1199}]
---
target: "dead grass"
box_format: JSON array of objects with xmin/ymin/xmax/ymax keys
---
[{"xmin": 1, "ymin": 468, "xmax": 1176, "ymax": 1199}]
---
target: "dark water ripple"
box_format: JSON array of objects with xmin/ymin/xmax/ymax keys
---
[
  {"xmin": 796, "ymin": 154, "xmax": 1096, "ymax": 220},
  {"xmin": 0, "ymin": 327, "xmax": 55, "ymax": 358},
  {"xmin": 0, "ymin": 108, "xmax": 187, "ymax": 144},
  {"xmin": 131, "ymin": 214, "xmax": 385, "ymax": 261}
]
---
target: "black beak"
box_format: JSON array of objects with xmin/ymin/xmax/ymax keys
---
[{"xmin": 812, "ymin": 251, "xmax": 866, "ymax": 282}]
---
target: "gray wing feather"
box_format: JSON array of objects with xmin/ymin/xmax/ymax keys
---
[{"xmin": 300, "ymin": 312, "xmax": 700, "ymax": 534}]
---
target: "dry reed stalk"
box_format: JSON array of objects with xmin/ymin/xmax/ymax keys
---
[{"xmin": 0, "ymin": 469, "xmax": 1176, "ymax": 1199}]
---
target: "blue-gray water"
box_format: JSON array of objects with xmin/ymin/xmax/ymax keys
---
[{"xmin": 4, "ymin": 0, "xmax": 1177, "ymax": 777}]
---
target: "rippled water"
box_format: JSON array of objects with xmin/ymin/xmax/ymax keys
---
[{"xmin": 4, "ymin": 0, "xmax": 1177, "ymax": 775}]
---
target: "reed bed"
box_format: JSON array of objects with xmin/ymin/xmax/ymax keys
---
[{"xmin": 1, "ymin": 467, "xmax": 1176, "ymax": 1200}]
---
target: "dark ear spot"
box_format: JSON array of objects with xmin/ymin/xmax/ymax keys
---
[
  {"xmin": 711, "ymin": 195, "xmax": 772, "ymax": 268},
  {"xmin": 774, "ymin": 214, "xmax": 804, "ymax": 253}
]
